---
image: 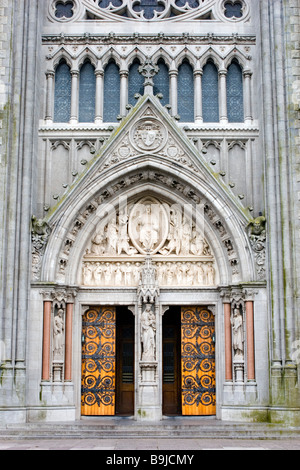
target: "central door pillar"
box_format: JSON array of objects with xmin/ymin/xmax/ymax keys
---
[{"xmin": 136, "ymin": 254, "xmax": 162, "ymax": 421}]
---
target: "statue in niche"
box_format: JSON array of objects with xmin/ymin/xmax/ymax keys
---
[
  {"xmin": 53, "ymin": 309, "xmax": 65, "ymax": 359},
  {"xmin": 141, "ymin": 304, "xmax": 156, "ymax": 361},
  {"xmin": 231, "ymin": 307, "xmax": 244, "ymax": 360}
]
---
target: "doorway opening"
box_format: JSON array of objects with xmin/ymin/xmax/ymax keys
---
[
  {"xmin": 162, "ymin": 306, "xmax": 182, "ymax": 416},
  {"xmin": 116, "ymin": 306, "xmax": 135, "ymax": 416}
]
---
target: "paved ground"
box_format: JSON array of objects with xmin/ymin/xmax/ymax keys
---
[{"xmin": 0, "ymin": 437, "xmax": 299, "ymax": 450}]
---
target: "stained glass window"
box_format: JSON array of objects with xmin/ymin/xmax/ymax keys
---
[
  {"xmin": 175, "ymin": 0, "xmax": 199, "ymax": 7},
  {"xmin": 79, "ymin": 61, "xmax": 96, "ymax": 123},
  {"xmin": 103, "ymin": 61, "xmax": 120, "ymax": 122},
  {"xmin": 224, "ymin": 1, "xmax": 243, "ymax": 18},
  {"xmin": 227, "ymin": 60, "xmax": 244, "ymax": 122},
  {"xmin": 177, "ymin": 61, "xmax": 194, "ymax": 122},
  {"xmin": 128, "ymin": 60, "xmax": 144, "ymax": 106},
  {"xmin": 202, "ymin": 61, "xmax": 219, "ymax": 123},
  {"xmin": 54, "ymin": 60, "xmax": 71, "ymax": 123},
  {"xmin": 55, "ymin": 1, "xmax": 74, "ymax": 18},
  {"xmin": 153, "ymin": 59, "xmax": 169, "ymax": 106},
  {"xmin": 132, "ymin": 0, "xmax": 165, "ymax": 19}
]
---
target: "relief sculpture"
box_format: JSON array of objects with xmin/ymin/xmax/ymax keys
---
[{"xmin": 81, "ymin": 197, "xmax": 217, "ymax": 287}]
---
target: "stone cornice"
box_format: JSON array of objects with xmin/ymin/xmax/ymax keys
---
[{"xmin": 42, "ymin": 32, "xmax": 256, "ymax": 46}]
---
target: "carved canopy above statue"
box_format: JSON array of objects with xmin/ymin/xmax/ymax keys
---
[{"xmin": 81, "ymin": 196, "xmax": 217, "ymax": 288}]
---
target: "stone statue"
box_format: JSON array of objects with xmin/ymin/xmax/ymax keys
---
[
  {"xmin": 53, "ymin": 309, "xmax": 64, "ymax": 359},
  {"xmin": 137, "ymin": 204, "xmax": 159, "ymax": 251},
  {"xmin": 231, "ymin": 307, "xmax": 244, "ymax": 360},
  {"xmin": 141, "ymin": 304, "xmax": 156, "ymax": 361}
]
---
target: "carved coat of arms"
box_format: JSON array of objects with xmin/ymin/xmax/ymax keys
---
[{"xmin": 132, "ymin": 118, "xmax": 166, "ymax": 152}]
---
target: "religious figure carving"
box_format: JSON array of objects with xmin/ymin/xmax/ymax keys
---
[
  {"xmin": 137, "ymin": 204, "xmax": 159, "ymax": 251},
  {"xmin": 248, "ymin": 214, "xmax": 266, "ymax": 280},
  {"xmin": 31, "ymin": 215, "xmax": 51, "ymax": 280},
  {"xmin": 141, "ymin": 304, "xmax": 156, "ymax": 361},
  {"xmin": 231, "ymin": 307, "xmax": 244, "ymax": 361},
  {"xmin": 53, "ymin": 309, "xmax": 65, "ymax": 359}
]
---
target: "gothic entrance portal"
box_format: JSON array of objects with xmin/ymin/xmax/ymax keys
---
[
  {"xmin": 81, "ymin": 306, "xmax": 134, "ymax": 417},
  {"xmin": 163, "ymin": 306, "xmax": 216, "ymax": 417}
]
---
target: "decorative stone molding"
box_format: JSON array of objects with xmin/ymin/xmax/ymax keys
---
[
  {"xmin": 48, "ymin": 167, "xmax": 245, "ymax": 283},
  {"xmin": 42, "ymin": 33, "xmax": 256, "ymax": 46},
  {"xmin": 31, "ymin": 216, "xmax": 51, "ymax": 281},
  {"xmin": 247, "ymin": 215, "xmax": 266, "ymax": 281}
]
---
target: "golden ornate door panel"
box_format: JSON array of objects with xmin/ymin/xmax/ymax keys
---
[
  {"xmin": 181, "ymin": 307, "xmax": 216, "ymax": 416},
  {"xmin": 81, "ymin": 307, "xmax": 116, "ymax": 416}
]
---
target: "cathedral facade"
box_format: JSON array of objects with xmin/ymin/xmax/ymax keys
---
[{"xmin": 0, "ymin": 0, "xmax": 300, "ymax": 425}]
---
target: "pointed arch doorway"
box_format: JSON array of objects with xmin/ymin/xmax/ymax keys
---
[{"xmin": 163, "ymin": 306, "xmax": 216, "ymax": 417}]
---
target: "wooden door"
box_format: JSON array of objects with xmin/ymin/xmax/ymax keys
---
[
  {"xmin": 81, "ymin": 307, "xmax": 116, "ymax": 416},
  {"xmin": 181, "ymin": 307, "xmax": 216, "ymax": 416},
  {"xmin": 116, "ymin": 308, "xmax": 134, "ymax": 415},
  {"xmin": 162, "ymin": 307, "xmax": 181, "ymax": 415}
]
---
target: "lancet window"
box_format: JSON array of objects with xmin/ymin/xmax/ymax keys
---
[
  {"xmin": 202, "ymin": 61, "xmax": 219, "ymax": 123},
  {"xmin": 49, "ymin": 52, "xmax": 251, "ymax": 125},
  {"xmin": 79, "ymin": 61, "xmax": 96, "ymax": 123},
  {"xmin": 103, "ymin": 61, "xmax": 121, "ymax": 122},
  {"xmin": 226, "ymin": 59, "xmax": 244, "ymax": 123},
  {"xmin": 153, "ymin": 59, "xmax": 170, "ymax": 107},
  {"xmin": 177, "ymin": 61, "xmax": 194, "ymax": 122},
  {"xmin": 128, "ymin": 60, "xmax": 144, "ymax": 106},
  {"xmin": 53, "ymin": 59, "xmax": 71, "ymax": 123}
]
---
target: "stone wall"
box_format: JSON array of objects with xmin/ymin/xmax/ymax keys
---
[{"xmin": 284, "ymin": 0, "xmax": 300, "ymax": 394}]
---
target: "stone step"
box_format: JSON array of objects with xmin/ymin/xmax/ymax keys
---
[{"xmin": 0, "ymin": 421, "xmax": 299, "ymax": 440}]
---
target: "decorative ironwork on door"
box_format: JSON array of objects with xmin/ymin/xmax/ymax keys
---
[
  {"xmin": 181, "ymin": 307, "xmax": 216, "ymax": 416},
  {"xmin": 81, "ymin": 307, "xmax": 116, "ymax": 416}
]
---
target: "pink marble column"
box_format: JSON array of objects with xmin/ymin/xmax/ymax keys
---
[
  {"xmin": 224, "ymin": 302, "xmax": 233, "ymax": 381},
  {"xmin": 246, "ymin": 301, "xmax": 255, "ymax": 380},
  {"xmin": 64, "ymin": 302, "xmax": 73, "ymax": 382},
  {"xmin": 42, "ymin": 301, "xmax": 52, "ymax": 381}
]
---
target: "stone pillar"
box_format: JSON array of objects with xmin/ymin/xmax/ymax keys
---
[
  {"xmin": 64, "ymin": 302, "xmax": 73, "ymax": 382},
  {"xmin": 95, "ymin": 69, "xmax": 104, "ymax": 124},
  {"xmin": 42, "ymin": 301, "xmax": 52, "ymax": 381},
  {"xmin": 245, "ymin": 300, "xmax": 255, "ymax": 381},
  {"xmin": 169, "ymin": 68, "xmax": 178, "ymax": 116},
  {"xmin": 219, "ymin": 69, "xmax": 228, "ymax": 124},
  {"xmin": 243, "ymin": 69, "xmax": 253, "ymax": 124},
  {"xmin": 194, "ymin": 67, "xmax": 203, "ymax": 123},
  {"xmin": 70, "ymin": 69, "xmax": 79, "ymax": 124},
  {"xmin": 45, "ymin": 70, "xmax": 55, "ymax": 124},
  {"xmin": 224, "ymin": 302, "xmax": 233, "ymax": 381},
  {"xmin": 120, "ymin": 69, "xmax": 129, "ymax": 117}
]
